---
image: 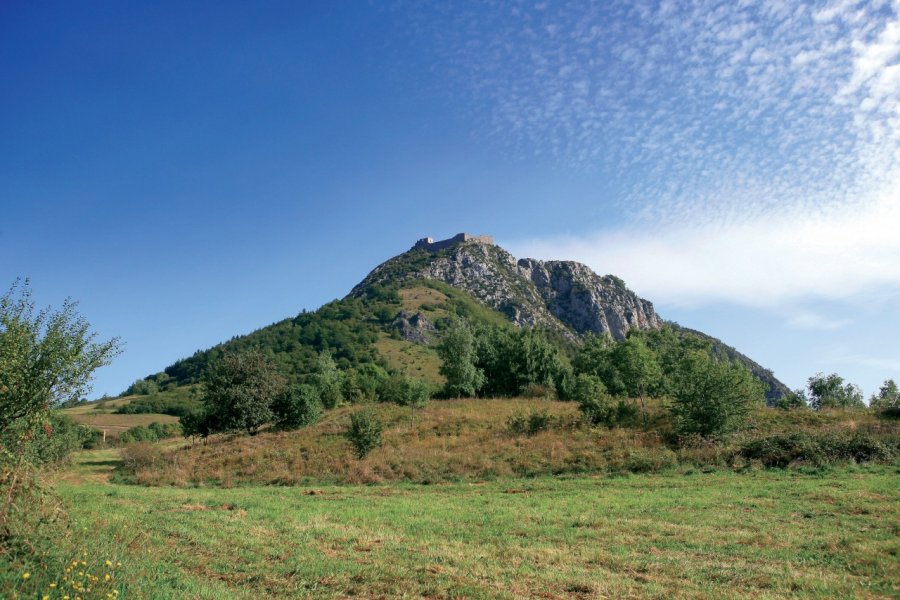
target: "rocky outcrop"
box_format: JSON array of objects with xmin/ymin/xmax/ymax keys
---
[
  {"xmin": 352, "ymin": 238, "xmax": 661, "ymax": 340},
  {"xmin": 517, "ymin": 259, "xmax": 661, "ymax": 339},
  {"xmin": 393, "ymin": 311, "xmax": 436, "ymax": 344}
]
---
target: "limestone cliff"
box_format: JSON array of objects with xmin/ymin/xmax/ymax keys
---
[{"xmin": 351, "ymin": 236, "xmax": 660, "ymax": 340}]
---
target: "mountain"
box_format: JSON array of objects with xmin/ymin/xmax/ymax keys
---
[
  {"xmin": 351, "ymin": 234, "xmax": 660, "ymax": 341},
  {"xmin": 148, "ymin": 232, "xmax": 787, "ymax": 402}
]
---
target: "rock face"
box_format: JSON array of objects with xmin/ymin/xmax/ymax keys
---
[
  {"xmin": 352, "ymin": 237, "xmax": 661, "ymax": 340},
  {"xmin": 393, "ymin": 311, "xmax": 436, "ymax": 344}
]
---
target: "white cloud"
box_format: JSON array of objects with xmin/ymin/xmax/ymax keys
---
[
  {"xmin": 396, "ymin": 0, "xmax": 899, "ymax": 224},
  {"xmin": 786, "ymin": 312, "xmax": 853, "ymax": 331},
  {"xmin": 505, "ymin": 193, "xmax": 900, "ymax": 310}
]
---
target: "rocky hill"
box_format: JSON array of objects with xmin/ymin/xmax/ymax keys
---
[
  {"xmin": 352, "ymin": 235, "xmax": 660, "ymax": 341},
  {"xmin": 146, "ymin": 232, "xmax": 788, "ymax": 403}
]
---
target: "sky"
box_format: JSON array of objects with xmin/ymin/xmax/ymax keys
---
[{"xmin": 2, "ymin": 0, "xmax": 898, "ymax": 400}]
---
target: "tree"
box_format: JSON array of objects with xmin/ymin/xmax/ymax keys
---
[
  {"xmin": 670, "ymin": 351, "xmax": 764, "ymax": 438},
  {"xmin": 201, "ymin": 350, "xmax": 285, "ymax": 435},
  {"xmin": 573, "ymin": 333, "xmax": 625, "ymax": 395},
  {"xmin": 346, "ymin": 408, "xmax": 383, "ymax": 458},
  {"xmin": 807, "ymin": 373, "xmax": 865, "ymax": 410},
  {"xmin": 380, "ymin": 372, "xmax": 431, "ymax": 429},
  {"xmin": 870, "ymin": 379, "xmax": 900, "ymax": 413},
  {"xmin": 611, "ymin": 336, "xmax": 662, "ymax": 425},
  {"xmin": 775, "ymin": 388, "xmax": 809, "ymax": 411},
  {"xmin": 0, "ymin": 279, "xmax": 120, "ymax": 434},
  {"xmin": 271, "ymin": 383, "xmax": 323, "ymax": 429},
  {"xmin": 437, "ymin": 320, "xmax": 484, "ymax": 397},
  {"xmin": 314, "ymin": 352, "xmax": 345, "ymax": 409},
  {"xmin": 571, "ymin": 373, "xmax": 613, "ymax": 426}
]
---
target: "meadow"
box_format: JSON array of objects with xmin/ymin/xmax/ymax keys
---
[{"xmin": 35, "ymin": 449, "xmax": 900, "ymax": 599}]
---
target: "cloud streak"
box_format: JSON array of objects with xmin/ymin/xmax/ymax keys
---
[{"xmin": 505, "ymin": 193, "xmax": 900, "ymax": 310}]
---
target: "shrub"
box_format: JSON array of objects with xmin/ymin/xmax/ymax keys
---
[
  {"xmin": 739, "ymin": 432, "xmax": 894, "ymax": 468},
  {"xmin": 119, "ymin": 421, "xmax": 182, "ymax": 444},
  {"xmin": 347, "ymin": 409, "xmax": 383, "ymax": 458},
  {"xmin": 506, "ymin": 409, "xmax": 553, "ymax": 436},
  {"xmin": 671, "ymin": 351, "xmax": 764, "ymax": 439},
  {"xmin": 271, "ymin": 384, "xmax": 323, "ymax": 429},
  {"xmin": 572, "ymin": 374, "xmax": 613, "ymax": 425}
]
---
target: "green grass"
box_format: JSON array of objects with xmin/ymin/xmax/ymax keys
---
[{"xmin": 42, "ymin": 453, "xmax": 900, "ymax": 599}]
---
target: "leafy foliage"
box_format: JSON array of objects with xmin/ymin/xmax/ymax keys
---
[
  {"xmin": 437, "ymin": 320, "xmax": 484, "ymax": 397},
  {"xmin": 120, "ymin": 421, "xmax": 183, "ymax": 444},
  {"xmin": 670, "ymin": 351, "xmax": 765, "ymax": 438},
  {"xmin": 200, "ymin": 350, "xmax": 286, "ymax": 435},
  {"xmin": 271, "ymin": 384, "xmax": 323, "ymax": 430},
  {"xmin": 0, "ymin": 279, "xmax": 120, "ymax": 433},
  {"xmin": 347, "ymin": 408, "xmax": 383, "ymax": 458},
  {"xmin": 740, "ymin": 432, "xmax": 894, "ymax": 468},
  {"xmin": 807, "ymin": 373, "xmax": 865, "ymax": 410},
  {"xmin": 869, "ymin": 379, "xmax": 899, "ymax": 414}
]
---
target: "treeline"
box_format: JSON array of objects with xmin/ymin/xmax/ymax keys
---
[{"xmin": 181, "ymin": 350, "xmax": 430, "ymax": 438}]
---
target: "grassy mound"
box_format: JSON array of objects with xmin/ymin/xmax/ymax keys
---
[{"xmin": 118, "ymin": 399, "xmax": 898, "ymax": 487}]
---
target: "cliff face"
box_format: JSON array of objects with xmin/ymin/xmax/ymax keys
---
[{"xmin": 351, "ymin": 238, "xmax": 661, "ymax": 340}]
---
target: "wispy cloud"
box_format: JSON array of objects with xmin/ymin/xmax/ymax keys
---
[
  {"xmin": 505, "ymin": 194, "xmax": 900, "ymax": 309},
  {"xmin": 786, "ymin": 312, "xmax": 854, "ymax": 331},
  {"xmin": 395, "ymin": 0, "xmax": 900, "ymax": 224}
]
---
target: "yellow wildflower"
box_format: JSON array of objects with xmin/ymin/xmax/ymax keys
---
[
  {"xmin": 105, "ymin": 560, "xmax": 113, "ymax": 567},
  {"xmin": 22, "ymin": 572, "xmax": 30, "ymax": 580},
  {"xmin": 50, "ymin": 583, "xmax": 57, "ymax": 588}
]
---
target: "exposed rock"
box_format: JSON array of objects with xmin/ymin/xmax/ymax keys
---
[
  {"xmin": 392, "ymin": 311, "xmax": 436, "ymax": 344},
  {"xmin": 353, "ymin": 237, "xmax": 660, "ymax": 340}
]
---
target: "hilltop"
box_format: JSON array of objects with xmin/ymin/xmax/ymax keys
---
[{"xmin": 128, "ymin": 233, "xmax": 788, "ymax": 401}]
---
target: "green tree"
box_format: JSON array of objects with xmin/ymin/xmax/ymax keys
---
[
  {"xmin": 611, "ymin": 336, "xmax": 662, "ymax": 424},
  {"xmin": 571, "ymin": 373, "xmax": 613, "ymax": 426},
  {"xmin": 0, "ymin": 279, "xmax": 120, "ymax": 434},
  {"xmin": 201, "ymin": 350, "xmax": 285, "ymax": 435},
  {"xmin": 271, "ymin": 384, "xmax": 323, "ymax": 429},
  {"xmin": 437, "ymin": 320, "xmax": 484, "ymax": 397},
  {"xmin": 775, "ymin": 388, "xmax": 809, "ymax": 410},
  {"xmin": 381, "ymin": 372, "xmax": 431, "ymax": 429},
  {"xmin": 869, "ymin": 379, "xmax": 899, "ymax": 412},
  {"xmin": 671, "ymin": 351, "xmax": 764, "ymax": 438},
  {"xmin": 346, "ymin": 408, "xmax": 383, "ymax": 458},
  {"xmin": 314, "ymin": 352, "xmax": 344, "ymax": 409},
  {"xmin": 807, "ymin": 373, "xmax": 865, "ymax": 410},
  {"xmin": 572, "ymin": 333, "xmax": 625, "ymax": 395}
]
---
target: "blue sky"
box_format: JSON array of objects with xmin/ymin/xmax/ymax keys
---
[{"xmin": 2, "ymin": 1, "xmax": 898, "ymax": 399}]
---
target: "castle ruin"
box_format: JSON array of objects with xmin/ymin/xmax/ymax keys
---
[{"xmin": 413, "ymin": 233, "xmax": 494, "ymax": 252}]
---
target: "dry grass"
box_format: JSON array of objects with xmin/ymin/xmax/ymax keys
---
[
  {"xmin": 120, "ymin": 399, "xmax": 898, "ymax": 488},
  {"xmin": 398, "ymin": 285, "xmax": 450, "ymax": 315},
  {"xmin": 374, "ymin": 334, "xmax": 444, "ymax": 385},
  {"xmin": 124, "ymin": 399, "xmax": 657, "ymax": 486}
]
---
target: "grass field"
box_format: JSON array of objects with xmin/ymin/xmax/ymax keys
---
[
  {"xmin": 61, "ymin": 394, "xmax": 182, "ymax": 439},
  {"xmin": 41, "ymin": 450, "xmax": 900, "ymax": 599}
]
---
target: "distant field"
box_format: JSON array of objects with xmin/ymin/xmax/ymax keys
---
[
  {"xmin": 50, "ymin": 450, "xmax": 900, "ymax": 599},
  {"xmin": 62, "ymin": 396, "xmax": 179, "ymax": 438}
]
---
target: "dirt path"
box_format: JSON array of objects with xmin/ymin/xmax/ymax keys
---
[{"xmin": 56, "ymin": 448, "xmax": 123, "ymax": 485}]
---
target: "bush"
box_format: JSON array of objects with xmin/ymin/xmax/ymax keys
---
[
  {"xmin": 347, "ymin": 409, "xmax": 383, "ymax": 458},
  {"xmin": 271, "ymin": 384, "xmax": 323, "ymax": 430},
  {"xmin": 572, "ymin": 374, "xmax": 612, "ymax": 425},
  {"xmin": 119, "ymin": 421, "xmax": 182, "ymax": 444},
  {"xmin": 506, "ymin": 409, "xmax": 553, "ymax": 436},
  {"xmin": 739, "ymin": 432, "xmax": 894, "ymax": 468},
  {"xmin": 671, "ymin": 351, "xmax": 764, "ymax": 439},
  {"xmin": 116, "ymin": 394, "xmax": 200, "ymax": 417}
]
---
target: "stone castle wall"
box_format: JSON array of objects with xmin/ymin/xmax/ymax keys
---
[{"xmin": 414, "ymin": 233, "xmax": 494, "ymax": 251}]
